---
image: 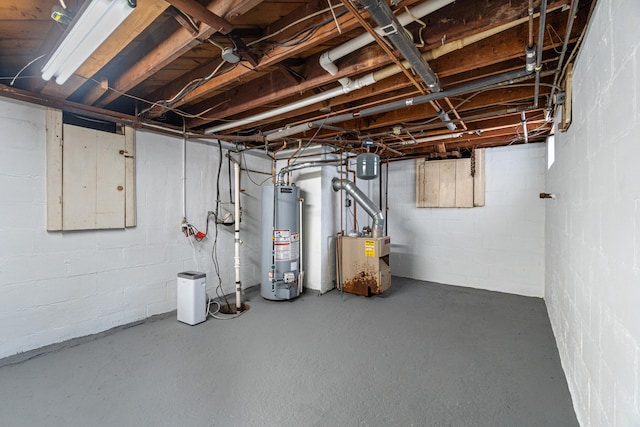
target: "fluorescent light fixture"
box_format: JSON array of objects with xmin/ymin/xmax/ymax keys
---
[{"xmin": 41, "ymin": 0, "xmax": 136, "ymax": 85}]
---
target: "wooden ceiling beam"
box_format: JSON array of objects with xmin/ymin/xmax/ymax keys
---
[
  {"xmin": 95, "ymin": 0, "xmax": 256, "ymax": 107},
  {"xmin": 165, "ymin": 0, "xmax": 234, "ymax": 34}
]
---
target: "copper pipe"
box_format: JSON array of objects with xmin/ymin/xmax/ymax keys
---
[
  {"xmin": 286, "ymin": 140, "xmax": 303, "ymax": 184},
  {"xmin": 346, "ymin": 166, "xmax": 357, "ymax": 232},
  {"xmin": 271, "ymin": 141, "xmax": 287, "ymax": 183}
]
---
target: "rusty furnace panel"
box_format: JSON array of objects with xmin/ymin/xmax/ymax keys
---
[{"xmin": 338, "ymin": 236, "xmax": 391, "ymax": 297}]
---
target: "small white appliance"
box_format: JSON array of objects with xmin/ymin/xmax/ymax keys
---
[{"xmin": 177, "ymin": 271, "xmax": 207, "ymax": 325}]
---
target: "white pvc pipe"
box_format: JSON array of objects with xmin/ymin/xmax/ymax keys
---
[
  {"xmin": 205, "ymin": 74, "xmax": 375, "ymax": 134},
  {"xmin": 319, "ymin": 0, "xmax": 456, "ymax": 75},
  {"xmin": 233, "ymin": 158, "xmax": 242, "ymax": 312},
  {"xmin": 412, "ymin": 132, "xmax": 462, "ymax": 144},
  {"xmin": 182, "ymin": 126, "xmax": 187, "ymax": 220},
  {"xmin": 206, "ymin": 86, "xmax": 344, "ymax": 134}
]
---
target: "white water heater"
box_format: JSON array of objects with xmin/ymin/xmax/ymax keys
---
[{"xmin": 261, "ymin": 185, "xmax": 302, "ymax": 300}]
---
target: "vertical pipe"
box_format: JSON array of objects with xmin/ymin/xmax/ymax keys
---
[
  {"xmin": 233, "ymin": 159, "xmax": 242, "ymax": 312},
  {"xmin": 298, "ymin": 197, "xmax": 304, "ymax": 295},
  {"xmin": 182, "ymin": 120, "xmax": 187, "ymax": 220},
  {"xmin": 384, "ymin": 160, "xmax": 389, "ymax": 236},
  {"xmin": 521, "ymin": 111, "xmax": 529, "ymax": 143},
  {"xmin": 547, "ymin": 0, "xmax": 580, "ymax": 111},
  {"xmin": 533, "ymin": 0, "xmax": 548, "ymax": 108}
]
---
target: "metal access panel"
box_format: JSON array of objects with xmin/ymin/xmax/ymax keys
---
[{"xmin": 338, "ymin": 236, "xmax": 391, "ymax": 296}]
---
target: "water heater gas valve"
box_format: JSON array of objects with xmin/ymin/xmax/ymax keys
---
[{"xmin": 284, "ymin": 272, "xmax": 296, "ymax": 283}]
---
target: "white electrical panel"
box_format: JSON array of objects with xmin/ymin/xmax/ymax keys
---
[{"xmin": 177, "ymin": 271, "xmax": 207, "ymax": 325}]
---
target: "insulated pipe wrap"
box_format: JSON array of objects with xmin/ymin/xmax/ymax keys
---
[{"xmin": 332, "ymin": 178, "xmax": 384, "ymax": 238}]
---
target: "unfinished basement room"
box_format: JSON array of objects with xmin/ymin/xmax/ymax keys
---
[{"xmin": 0, "ymin": 0, "xmax": 638, "ymax": 425}]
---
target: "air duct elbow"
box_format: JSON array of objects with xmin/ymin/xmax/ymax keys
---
[{"xmin": 332, "ymin": 178, "xmax": 385, "ymax": 238}]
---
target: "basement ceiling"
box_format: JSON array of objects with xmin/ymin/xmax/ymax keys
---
[{"xmin": 0, "ymin": 0, "xmax": 595, "ymax": 159}]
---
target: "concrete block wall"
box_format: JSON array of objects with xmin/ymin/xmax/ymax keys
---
[
  {"xmin": 387, "ymin": 144, "xmax": 546, "ymax": 297},
  {"xmin": 0, "ymin": 98, "xmax": 261, "ymax": 359},
  {"xmin": 545, "ymin": 0, "xmax": 640, "ymax": 425}
]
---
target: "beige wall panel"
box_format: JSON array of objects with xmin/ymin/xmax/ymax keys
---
[
  {"xmin": 455, "ymin": 158, "xmax": 474, "ymax": 207},
  {"xmin": 95, "ymin": 130, "xmax": 125, "ymax": 228},
  {"xmin": 438, "ymin": 161, "xmax": 456, "ymax": 207},
  {"xmin": 473, "ymin": 148, "xmax": 486, "ymax": 207}
]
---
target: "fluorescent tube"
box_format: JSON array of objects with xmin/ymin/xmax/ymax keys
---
[{"xmin": 41, "ymin": 0, "xmax": 136, "ymax": 85}]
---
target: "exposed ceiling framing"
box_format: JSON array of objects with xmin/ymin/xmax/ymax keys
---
[{"xmin": 0, "ymin": 0, "xmax": 596, "ymax": 159}]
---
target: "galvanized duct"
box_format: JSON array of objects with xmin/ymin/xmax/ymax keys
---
[
  {"xmin": 359, "ymin": 0, "xmax": 440, "ymax": 92},
  {"xmin": 332, "ymin": 178, "xmax": 384, "ymax": 238}
]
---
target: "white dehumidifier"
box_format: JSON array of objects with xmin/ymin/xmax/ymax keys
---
[{"xmin": 177, "ymin": 271, "xmax": 207, "ymax": 325}]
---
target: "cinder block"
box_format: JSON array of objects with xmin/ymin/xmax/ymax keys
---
[
  {"xmin": 34, "ymin": 229, "xmax": 98, "ymax": 254},
  {"xmin": 96, "ymin": 227, "xmax": 146, "ymax": 249},
  {"xmin": 610, "ymin": 327, "xmax": 639, "ymax": 399},
  {"xmin": 142, "ymin": 261, "xmax": 184, "ymax": 287},
  {"xmin": 0, "ymin": 253, "xmax": 68, "ymax": 286},
  {"xmin": 123, "ymin": 244, "xmax": 167, "ymax": 268},
  {"xmin": 0, "ymin": 202, "xmax": 38, "ymax": 230},
  {"xmin": 96, "ymin": 268, "xmax": 128, "ymax": 295},
  {"xmin": 34, "ymin": 274, "xmax": 97, "ymax": 306},
  {"xmin": 0, "ymin": 283, "xmax": 36, "ymax": 314},
  {"xmin": 66, "ymin": 248, "xmax": 123, "ymax": 276},
  {"xmin": 611, "ymin": 0, "xmax": 640, "ymax": 71},
  {"xmin": 0, "ymin": 229, "xmax": 35, "ymax": 258},
  {"xmin": 146, "ymin": 225, "xmax": 182, "ymax": 245},
  {"xmin": 0, "ymin": 132, "xmax": 43, "ymax": 175},
  {"xmin": 147, "ymin": 300, "xmax": 175, "ymax": 317},
  {"xmin": 124, "ymin": 282, "xmax": 167, "ymax": 307},
  {"xmin": 614, "ymin": 387, "xmax": 639, "ymax": 427},
  {"xmin": 0, "ymin": 175, "xmax": 36, "ymax": 203}
]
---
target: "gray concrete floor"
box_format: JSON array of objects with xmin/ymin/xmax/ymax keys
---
[{"xmin": 0, "ymin": 277, "xmax": 577, "ymax": 427}]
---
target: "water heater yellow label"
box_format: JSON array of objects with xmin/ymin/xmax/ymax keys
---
[{"xmin": 364, "ymin": 240, "xmax": 375, "ymax": 257}]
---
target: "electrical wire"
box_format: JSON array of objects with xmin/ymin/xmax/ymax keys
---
[
  {"xmin": 286, "ymin": 114, "xmax": 331, "ymax": 166},
  {"xmin": 206, "ymin": 296, "xmax": 246, "ymax": 319},
  {"xmin": 247, "ymin": 3, "xmax": 346, "ymax": 47},
  {"xmin": 347, "ymin": 204, "xmax": 359, "ymax": 234},
  {"xmin": 240, "ymin": 150, "xmax": 273, "ymax": 186},
  {"xmin": 9, "ymin": 55, "xmax": 46, "ymax": 86},
  {"xmin": 187, "ymin": 234, "xmax": 201, "ymax": 271},
  {"xmin": 139, "ymin": 61, "xmax": 231, "ymax": 117}
]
